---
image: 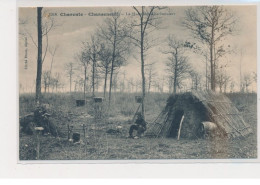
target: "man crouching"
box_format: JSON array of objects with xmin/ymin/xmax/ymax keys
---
[{"xmin": 129, "ymin": 113, "xmax": 147, "ymax": 139}]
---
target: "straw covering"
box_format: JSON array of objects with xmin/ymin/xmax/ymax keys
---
[{"xmin": 146, "ymin": 90, "xmax": 252, "ymax": 139}]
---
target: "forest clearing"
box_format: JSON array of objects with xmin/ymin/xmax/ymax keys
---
[
  {"xmin": 19, "ymin": 92, "xmax": 257, "ymax": 160},
  {"xmin": 19, "ymin": 6, "xmax": 257, "ymax": 161}
]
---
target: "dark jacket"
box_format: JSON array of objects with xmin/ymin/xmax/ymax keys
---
[{"xmin": 135, "ymin": 117, "xmax": 147, "ymax": 130}]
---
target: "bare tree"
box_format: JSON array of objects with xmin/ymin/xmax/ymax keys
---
[
  {"xmin": 119, "ymin": 70, "xmax": 126, "ymax": 93},
  {"xmin": 75, "ymin": 49, "xmax": 90, "ymax": 99},
  {"xmin": 239, "ymin": 49, "xmax": 245, "ymax": 92},
  {"xmin": 35, "ymin": 7, "xmax": 43, "ymax": 104},
  {"xmin": 145, "ymin": 62, "xmax": 157, "ymax": 94},
  {"xmin": 52, "ymin": 72, "xmax": 61, "ymax": 92},
  {"xmin": 112, "ymin": 72, "xmax": 119, "ymax": 92},
  {"xmin": 189, "ymin": 70, "xmax": 202, "ymax": 90},
  {"xmin": 96, "ymin": 43, "xmax": 112, "ymax": 98},
  {"xmin": 253, "ymin": 72, "xmax": 257, "ymax": 84},
  {"xmin": 163, "ymin": 35, "xmax": 191, "ymax": 94},
  {"xmin": 97, "ymin": 10, "xmax": 130, "ymax": 104},
  {"xmin": 83, "ymin": 35, "xmax": 100, "ymax": 97},
  {"xmin": 65, "ymin": 62, "xmax": 75, "ymax": 93},
  {"xmin": 127, "ymin": 78, "xmax": 135, "ymax": 93},
  {"xmin": 25, "ymin": 8, "xmax": 57, "ymax": 104},
  {"xmin": 216, "ymin": 66, "xmax": 231, "ymax": 93},
  {"xmin": 242, "ymin": 73, "xmax": 252, "ymax": 93},
  {"xmin": 166, "ymin": 76, "xmax": 174, "ymax": 93},
  {"xmin": 42, "ymin": 70, "xmax": 51, "ymax": 93},
  {"xmin": 130, "ymin": 6, "xmax": 163, "ymax": 117},
  {"xmin": 229, "ymin": 80, "xmax": 235, "ymax": 93},
  {"xmin": 183, "ymin": 6, "xmax": 237, "ymax": 91},
  {"xmin": 190, "ymin": 45, "xmax": 210, "ymax": 90},
  {"xmin": 48, "ymin": 45, "xmax": 58, "ymax": 76}
]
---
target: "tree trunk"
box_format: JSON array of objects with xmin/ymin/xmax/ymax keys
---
[
  {"xmin": 173, "ymin": 50, "xmax": 178, "ymax": 94},
  {"xmin": 140, "ymin": 12, "xmax": 146, "ymax": 118},
  {"xmin": 69, "ymin": 74, "xmax": 72, "ymax": 93},
  {"xmin": 109, "ymin": 19, "xmax": 117, "ymax": 105},
  {"xmin": 92, "ymin": 58, "xmax": 95, "ymax": 97},
  {"xmin": 84, "ymin": 66, "xmax": 87, "ymax": 100},
  {"xmin": 109, "ymin": 64, "xmax": 114, "ymax": 104},
  {"xmin": 148, "ymin": 72, "xmax": 151, "ymax": 94},
  {"xmin": 205, "ymin": 55, "xmax": 208, "ymax": 90},
  {"xmin": 103, "ymin": 68, "xmax": 108, "ymax": 98},
  {"xmin": 210, "ymin": 25, "xmax": 215, "ymax": 91},
  {"xmin": 35, "ymin": 7, "xmax": 43, "ymax": 105},
  {"xmin": 210, "ymin": 43, "xmax": 214, "ymax": 91}
]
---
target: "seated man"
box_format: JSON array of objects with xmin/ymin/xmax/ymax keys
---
[{"xmin": 129, "ymin": 113, "xmax": 147, "ymax": 138}]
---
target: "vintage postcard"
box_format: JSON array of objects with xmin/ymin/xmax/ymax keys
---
[{"xmin": 18, "ymin": 5, "xmax": 257, "ymax": 161}]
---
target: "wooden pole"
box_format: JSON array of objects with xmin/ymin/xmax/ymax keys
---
[
  {"xmin": 34, "ymin": 127, "xmax": 44, "ymax": 160},
  {"xmin": 177, "ymin": 115, "xmax": 185, "ymax": 140}
]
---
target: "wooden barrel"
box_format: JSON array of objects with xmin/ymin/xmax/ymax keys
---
[{"xmin": 201, "ymin": 121, "xmax": 217, "ymax": 138}]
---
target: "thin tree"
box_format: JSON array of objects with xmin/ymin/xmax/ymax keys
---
[
  {"xmin": 130, "ymin": 6, "xmax": 163, "ymax": 117},
  {"xmin": 145, "ymin": 62, "xmax": 157, "ymax": 94},
  {"xmin": 75, "ymin": 50, "xmax": 90, "ymax": 100},
  {"xmin": 163, "ymin": 35, "xmax": 191, "ymax": 94},
  {"xmin": 53, "ymin": 72, "xmax": 61, "ymax": 92},
  {"xmin": 29, "ymin": 8, "xmax": 57, "ymax": 104},
  {"xmin": 65, "ymin": 62, "xmax": 75, "ymax": 93},
  {"xmin": 83, "ymin": 36, "xmax": 100, "ymax": 97},
  {"xmin": 242, "ymin": 73, "xmax": 252, "ymax": 93},
  {"xmin": 183, "ymin": 6, "xmax": 237, "ymax": 91},
  {"xmin": 216, "ymin": 65, "xmax": 231, "ymax": 93},
  {"xmin": 97, "ymin": 43, "xmax": 112, "ymax": 98},
  {"xmin": 48, "ymin": 45, "xmax": 58, "ymax": 76},
  {"xmin": 35, "ymin": 7, "xmax": 43, "ymax": 104},
  {"xmin": 42, "ymin": 70, "xmax": 50, "ymax": 93},
  {"xmin": 253, "ymin": 72, "xmax": 257, "ymax": 84},
  {"xmin": 97, "ymin": 10, "xmax": 130, "ymax": 104},
  {"xmin": 189, "ymin": 70, "xmax": 202, "ymax": 90}
]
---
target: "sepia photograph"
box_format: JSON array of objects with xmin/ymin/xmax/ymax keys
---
[{"xmin": 18, "ymin": 5, "xmax": 257, "ymax": 161}]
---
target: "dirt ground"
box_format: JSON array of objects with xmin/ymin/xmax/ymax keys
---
[{"xmin": 19, "ymin": 92, "xmax": 257, "ymax": 160}]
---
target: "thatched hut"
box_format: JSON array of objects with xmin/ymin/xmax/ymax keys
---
[{"xmin": 145, "ymin": 91, "xmax": 252, "ymax": 139}]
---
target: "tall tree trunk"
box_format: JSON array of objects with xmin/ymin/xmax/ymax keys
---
[
  {"xmin": 210, "ymin": 43, "xmax": 214, "ymax": 91},
  {"xmin": 148, "ymin": 72, "xmax": 151, "ymax": 94},
  {"xmin": 69, "ymin": 74, "xmax": 72, "ymax": 93},
  {"xmin": 140, "ymin": 12, "xmax": 146, "ymax": 118},
  {"xmin": 173, "ymin": 69, "xmax": 177, "ymax": 94},
  {"xmin": 210, "ymin": 24, "xmax": 215, "ymax": 91},
  {"xmin": 109, "ymin": 19, "xmax": 117, "ymax": 105},
  {"xmin": 103, "ymin": 68, "xmax": 108, "ymax": 98},
  {"xmin": 35, "ymin": 7, "xmax": 43, "ymax": 105},
  {"xmin": 205, "ymin": 55, "xmax": 208, "ymax": 90},
  {"xmin": 109, "ymin": 63, "xmax": 114, "ymax": 104},
  {"xmin": 84, "ymin": 66, "xmax": 87, "ymax": 100},
  {"xmin": 173, "ymin": 50, "xmax": 178, "ymax": 94},
  {"xmin": 92, "ymin": 59, "xmax": 95, "ymax": 97}
]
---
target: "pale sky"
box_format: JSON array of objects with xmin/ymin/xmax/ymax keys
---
[{"xmin": 19, "ymin": 6, "xmax": 257, "ymax": 93}]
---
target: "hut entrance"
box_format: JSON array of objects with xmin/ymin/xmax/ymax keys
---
[{"xmin": 168, "ymin": 109, "xmax": 184, "ymax": 138}]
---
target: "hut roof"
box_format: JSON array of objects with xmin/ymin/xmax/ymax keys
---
[{"xmin": 146, "ymin": 90, "xmax": 252, "ymax": 138}]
